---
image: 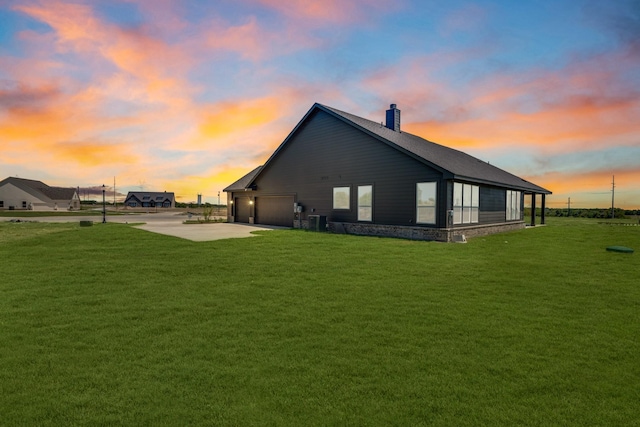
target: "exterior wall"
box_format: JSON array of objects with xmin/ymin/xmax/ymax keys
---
[
  {"xmin": 325, "ymin": 221, "xmax": 525, "ymax": 242},
  {"xmin": 225, "ymin": 108, "xmax": 540, "ymax": 241},
  {"xmin": 1, "ymin": 182, "xmax": 80, "ymax": 211},
  {"xmin": 124, "ymin": 194, "xmax": 175, "ymax": 208},
  {"xmin": 452, "ymin": 183, "xmax": 521, "ymax": 227},
  {"xmin": 250, "ymin": 109, "xmax": 445, "ymax": 228},
  {"xmin": 478, "ymin": 186, "xmax": 506, "ymax": 224},
  {"xmin": 0, "ymin": 183, "xmax": 48, "ymax": 210},
  {"xmin": 68, "ymin": 193, "xmax": 81, "ymax": 210},
  {"xmin": 233, "ymin": 195, "xmax": 252, "ymax": 223}
]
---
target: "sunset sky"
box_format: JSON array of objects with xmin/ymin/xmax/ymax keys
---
[{"xmin": 1, "ymin": 0, "xmax": 639, "ymax": 208}]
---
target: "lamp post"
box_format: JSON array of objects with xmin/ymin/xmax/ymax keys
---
[{"xmin": 102, "ymin": 184, "xmax": 106, "ymax": 223}]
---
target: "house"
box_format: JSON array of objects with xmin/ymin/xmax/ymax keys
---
[
  {"xmin": 0, "ymin": 177, "xmax": 81, "ymax": 211},
  {"xmin": 224, "ymin": 103, "xmax": 551, "ymax": 242},
  {"xmin": 124, "ymin": 191, "xmax": 175, "ymax": 208}
]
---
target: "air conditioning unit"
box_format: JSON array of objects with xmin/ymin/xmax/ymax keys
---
[{"xmin": 308, "ymin": 215, "xmax": 327, "ymax": 232}]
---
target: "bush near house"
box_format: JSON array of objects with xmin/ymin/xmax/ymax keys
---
[{"xmin": 525, "ymin": 207, "xmax": 637, "ymax": 219}]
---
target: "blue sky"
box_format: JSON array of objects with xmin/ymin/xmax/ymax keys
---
[{"xmin": 1, "ymin": 0, "xmax": 638, "ymax": 207}]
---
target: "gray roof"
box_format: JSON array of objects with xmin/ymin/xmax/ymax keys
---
[
  {"xmin": 227, "ymin": 103, "xmax": 551, "ymax": 194},
  {"xmin": 124, "ymin": 191, "xmax": 175, "ymax": 202},
  {"xmin": 0, "ymin": 177, "xmax": 77, "ymax": 201},
  {"xmin": 223, "ymin": 166, "xmax": 263, "ymax": 192}
]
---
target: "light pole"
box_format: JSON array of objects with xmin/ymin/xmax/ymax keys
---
[{"xmin": 102, "ymin": 184, "xmax": 106, "ymax": 223}]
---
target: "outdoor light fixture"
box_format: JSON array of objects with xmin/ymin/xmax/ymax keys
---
[
  {"xmin": 249, "ymin": 200, "xmax": 253, "ymax": 205},
  {"xmin": 102, "ymin": 184, "xmax": 106, "ymax": 224}
]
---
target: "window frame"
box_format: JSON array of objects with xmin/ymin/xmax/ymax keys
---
[
  {"xmin": 332, "ymin": 186, "xmax": 351, "ymax": 210},
  {"xmin": 453, "ymin": 182, "xmax": 480, "ymax": 225},
  {"xmin": 416, "ymin": 182, "xmax": 437, "ymax": 225},
  {"xmin": 357, "ymin": 185, "xmax": 373, "ymax": 222},
  {"xmin": 506, "ymin": 190, "xmax": 522, "ymax": 221}
]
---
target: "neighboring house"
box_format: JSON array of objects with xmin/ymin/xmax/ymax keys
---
[
  {"xmin": 124, "ymin": 191, "xmax": 175, "ymax": 208},
  {"xmin": 224, "ymin": 103, "xmax": 551, "ymax": 242},
  {"xmin": 0, "ymin": 177, "xmax": 81, "ymax": 211}
]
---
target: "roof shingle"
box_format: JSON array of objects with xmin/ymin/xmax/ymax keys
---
[{"xmin": 225, "ymin": 103, "xmax": 551, "ymax": 195}]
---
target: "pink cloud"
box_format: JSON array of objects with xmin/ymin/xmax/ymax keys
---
[
  {"xmin": 206, "ymin": 16, "xmax": 274, "ymax": 61},
  {"xmin": 251, "ymin": 0, "xmax": 390, "ymax": 24},
  {"xmin": 203, "ymin": 15, "xmax": 327, "ymax": 62},
  {"xmin": 13, "ymin": 0, "xmax": 195, "ymax": 106},
  {"xmin": 375, "ymin": 47, "xmax": 640, "ymax": 155}
]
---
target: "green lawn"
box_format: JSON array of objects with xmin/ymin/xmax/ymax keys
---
[
  {"xmin": 0, "ymin": 218, "xmax": 638, "ymax": 425},
  {"xmin": 0, "ymin": 210, "xmax": 127, "ymax": 217}
]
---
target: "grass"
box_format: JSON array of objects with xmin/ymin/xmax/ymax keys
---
[
  {"xmin": 0, "ymin": 210, "xmax": 130, "ymax": 217},
  {"xmin": 0, "ymin": 218, "xmax": 638, "ymax": 425}
]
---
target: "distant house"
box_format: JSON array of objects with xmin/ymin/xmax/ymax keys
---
[
  {"xmin": 0, "ymin": 177, "xmax": 80, "ymax": 211},
  {"xmin": 224, "ymin": 103, "xmax": 551, "ymax": 242},
  {"xmin": 124, "ymin": 191, "xmax": 175, "ymax": 208}
]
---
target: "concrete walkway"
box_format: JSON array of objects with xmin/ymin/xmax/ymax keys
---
[{"xmin": 3, "ymin": 212, "xmax": 285, "ymax": 242}]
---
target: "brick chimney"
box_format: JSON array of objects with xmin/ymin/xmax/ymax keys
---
[{"xmin": 385, "ymin": 104, "xmax": 400, "ymax": 131}]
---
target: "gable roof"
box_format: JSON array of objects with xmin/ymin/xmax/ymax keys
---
[
  {"xmin": 223, "ymin": 166, "xmax": 263, "ymax": 192},
  {"xmin": 124, "ymin": 191, "xmax": 175, "ymax": 202},
  {"xmin": 228, "ymin": 103, "xmax": 551, "ymax": 194},
  {"xmin": 0, "ymin": 177, "xmax": 77, "ymax": 201}
]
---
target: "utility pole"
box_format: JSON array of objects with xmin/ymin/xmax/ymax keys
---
[
  {"xmin": 567, "ymin": 197, "xmax": 571, "ymax": 217},
  {"xmin": 102, "ymin": 184, "xmax": 106, "ymax": 223},
  {"xmin": 611, "ymin": 175, "xmax": 615, "ymax": 219}
]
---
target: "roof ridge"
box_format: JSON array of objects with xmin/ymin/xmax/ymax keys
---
[
  {"xmin": 317, "ymin": 104, "xmax": 550, "ymax": 193},
  {"xmin": 225, "ymin": 103, "xmax": 550, "ymax": 194}
]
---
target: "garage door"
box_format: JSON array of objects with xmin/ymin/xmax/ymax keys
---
[
  {"xmin": 255, "ymin": 196, "xmax": 294, "ymax": 227},
  {"xmin": 234, "ymin": 197, "xmax": 251, "ymax": 223}
]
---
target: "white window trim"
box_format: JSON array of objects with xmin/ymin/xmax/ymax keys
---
[
  {"xmin": 506, "ymin": 190, "xmax": 522, "ymax": 220},
  {"xmin": 453, "ymin": 182, "xmax": 479, "ymax": 225},
  {"xmin": 416, "ymin": 182, "xmax": 437, "ymax": 225}
]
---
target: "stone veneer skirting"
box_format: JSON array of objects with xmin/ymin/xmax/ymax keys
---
[{"xmin": 310, "ymin": 221, "xmax": 526, "ymax": 242}]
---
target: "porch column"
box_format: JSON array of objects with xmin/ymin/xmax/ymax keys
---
[
  {"xmin": 541, "ymin": 194, "xmax": 546, "ymax": 225},
  {"xmin": 530, "ymin": 193, "xmax": 536, "ymax": 226}
]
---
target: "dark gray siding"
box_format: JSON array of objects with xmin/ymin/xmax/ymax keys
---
[
  {"xmin": 251, "ymin": 110, "xmax": 444, "ymax": 227},
  {"xmin": 479, "ymin": 186, "xmax": 506, "ymax": 224}
]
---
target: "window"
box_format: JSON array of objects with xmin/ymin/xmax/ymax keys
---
[
  {"xmin": 22, "ymin": 201, "xmax": 27, "ymax": 208},
  {"xmin": 416, "ymin": 182, "xmax": 437, "ymax": 224},
  {"xmin": 333, "ymin": 187, "xmax": 350, "ymax": 210},
  {"xmin": 506, "ymin": 190, "xmax": 521, "ymax": 220},
  {"xmin": 0, "ymin": 201, "xmax": 3, "ymax": 208},
  {"xmin": 358, "ymin": 185, "xmax": 372, "ymax": 221},
  {"xmin": 471, "ymin": 185, "xmax": 479, "ymax": 223},
  {"xmin": 453, "ymin": 182, "xmax": 479, "ymax": 225}
]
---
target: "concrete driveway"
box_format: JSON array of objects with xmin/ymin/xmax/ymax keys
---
[
  {"xmin": 135, "ymin": 221, "xmax": 284, "ymax": 241},
  {"xmin": 4, "ymin": 212, "xmax": 285, "ymax": 242}
]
